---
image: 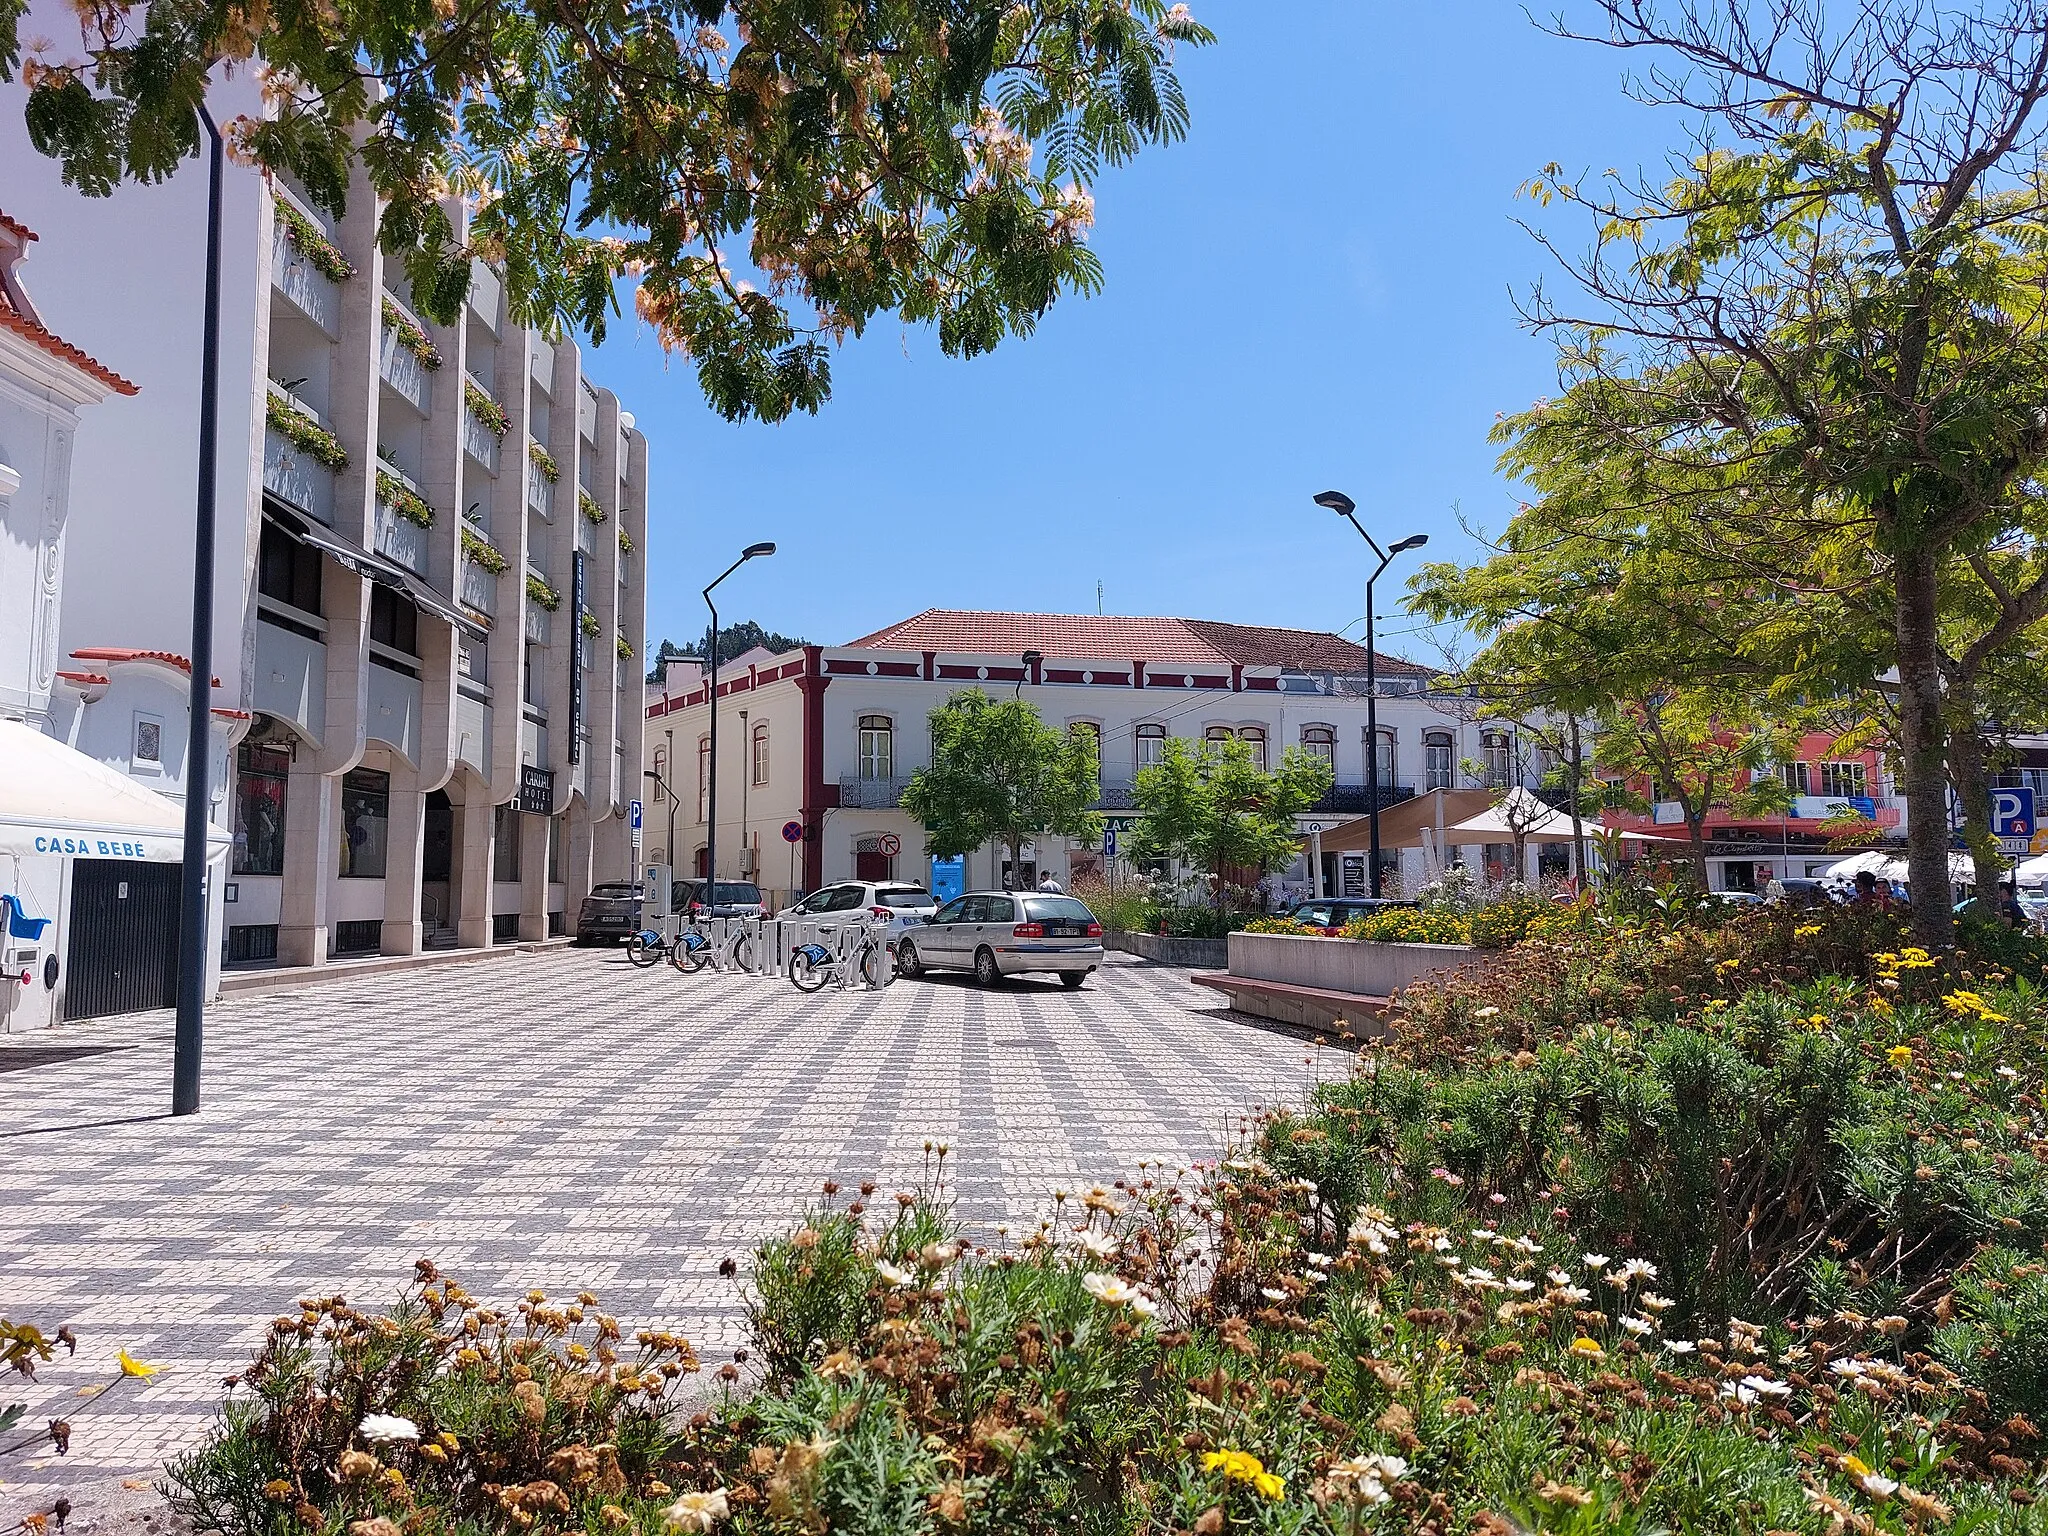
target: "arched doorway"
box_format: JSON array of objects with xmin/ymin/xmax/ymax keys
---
[{"xmin": 854, "ymin": 834, "xmax": 892, "ymax": 883}]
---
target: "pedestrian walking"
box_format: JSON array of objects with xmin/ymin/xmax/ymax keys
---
[{"xmin": 1037, "ymin": 871, "xmax": 1064, "ymax": 895}]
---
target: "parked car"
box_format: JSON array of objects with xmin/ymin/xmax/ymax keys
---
[
  {"xmin": 576, "ymin": 881, "xmax": 644, "ymax": 944},
  {"xmin": 676, "ymin": 879, "xmax": 766, "ymax": 920},
  {"xmin": 1765, "ymin": 877, "xmax": 1845, "ymax": 906},
  {"xmin": 894, "ymin": 890, "xmax": 1103, "ymax": 988},
  {"xmin": 777, "ymin": 881, "xmax": 939, "ymax": 953},
  {"xmin": 1284, "ymin": 897, "xmax": 1417, "ymax": 935}
]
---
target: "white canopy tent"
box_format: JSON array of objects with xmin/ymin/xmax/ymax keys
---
[
  {"xmin": 1823, "ymin": 848, "xmax": 1984, "ymax": 886},
  {"xmin": 1444, "ymin": 787, "xmax": 1681, "ymax": 845},
  {"xmin": 0, "ymin": 718, "xmax": 227, "ymax": 864}
]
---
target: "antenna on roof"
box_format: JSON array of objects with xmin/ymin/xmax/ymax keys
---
[{"xmin": 1096, "ymin": 579, "xmax": 1103, "ymax": 616}]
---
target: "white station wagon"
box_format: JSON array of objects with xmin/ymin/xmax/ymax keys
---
[{"xmin": 894, "ymin": 891, "xmax": 1104, "ymax": 989}]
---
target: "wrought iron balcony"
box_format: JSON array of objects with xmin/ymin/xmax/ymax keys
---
[
  {"xmin": 1309, "ymin": 782, "xmax": 1417, "ymax": 815},
  {"xmin": 839, "ymin": 773, "xmax": 915, "ymax": 809}
]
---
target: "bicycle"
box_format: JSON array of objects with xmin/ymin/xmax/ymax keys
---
[
  {"xmin": 624, "ymin": 924, "xmax": 670, "ymax": 967},
  {"xmin": 787, "ymin": 922, "xmax": 890, "ymax": 992},
  {"xmin": 670, "ymin": 918, "xmax": 757, "ymax": 974}
]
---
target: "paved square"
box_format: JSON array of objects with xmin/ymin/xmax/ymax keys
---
[{"xmin": 0, "ymin": 949, "xmax": 1329, "ymax": 1511}]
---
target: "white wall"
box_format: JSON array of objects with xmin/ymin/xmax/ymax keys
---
[{"xmin": 2, "ymin": 46, "xmax": 266, "ymax": 715}]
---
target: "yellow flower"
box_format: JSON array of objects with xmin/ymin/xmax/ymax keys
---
[
  {"xmin": 1202, "ymin": 1449, "xmax": 1284, "ymax": 1498},
  {"xmin": 1704, "ymin": 999, "xmax": 1729, "ymax": 1012},
  {"xmin": 1568, "ymin": 1337, "xmax": 1605, "ymax": 1359},
  {"xmin": 1868, "ymin": 996, "xmax": 1894, "ymax": 1017},
  {"xmin": 1794, "ymin": 924, "xmax": 1822, "ymax": 938},
  {"xmin": 117, "ymin": 1348, "xmax": 162, "ymax": 1379},
  {"xmin": 1840, "ymin": 1454, "xmax": 1873, "ymax": 1478},
  {"xmin": 1886, "ymin": 1046, "xmax": 1913, "ymax": 1069},
  {"xmin": 1808, "ymin": 1014, "xmax": 1829, "ymax": 1030}
]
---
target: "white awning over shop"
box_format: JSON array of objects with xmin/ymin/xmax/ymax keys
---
[{"xmin": 0, "ymin": 719, "xmax": 228, "ymax": 863}]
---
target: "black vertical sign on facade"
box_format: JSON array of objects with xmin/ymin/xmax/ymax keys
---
[{"xmin": 569, "ymin": 548, "xmax": 586, "ymax": 764}]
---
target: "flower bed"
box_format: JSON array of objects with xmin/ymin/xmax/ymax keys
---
[
  {"xmin": 528, "ymin": 441, "xmax": 559, "ymax": 482},
  {"xmin": 276, "ymin": 204, "xmax": 354, "ymax": 283},
  {"xmin": 580, "ymin": 488, "xmax": 607, "ymax": 523},
  {"xmin": 460, "ymin": 527, "xmax": 507, "ymax": 574},
  {"xmin": 265, "ymin": 392, "xmax": 348, "ymax": 470},
  {"xmin": 465, "ymin": 378, "xmax": 509, "ymax": 436},
  {"xmin": 381, "ymin": 298, "xmax": 443, "ymax": 369},
  {"xmin": 374, "ymin": 468, "xmax": 435, "ymax": 527},
  {"xmin": 526, "ymin": 573, "xmax": 561, "ymax": 611},
  {"xmin": 155, "ymin": 909, "xmax": 2048, "ymax": 1535}
]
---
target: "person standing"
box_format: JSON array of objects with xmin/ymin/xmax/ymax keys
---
[{"xmin": 1037, "ymin": 870, "xmax": 1064, "ymax": 895}]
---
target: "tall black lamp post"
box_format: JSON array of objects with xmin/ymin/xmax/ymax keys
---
[
  {"xmin": 701, "ymin": 543, "xmax": 774, "ymax": 912},
  {"xmin": 1015, "ymin": 649, "xmax": 1043, "ymax": 700},
  {"xmin": 1315, "ymin": 491, "xmax": 1426, "ymax": 899},
  {"xmin": 173, "ymin": 103, "xmax": 225, "ymax": 1117}
]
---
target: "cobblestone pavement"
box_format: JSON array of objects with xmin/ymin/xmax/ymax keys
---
[{"xmin": 0, "ymin": 949, "xmax": 1330, "ymax": 1514}]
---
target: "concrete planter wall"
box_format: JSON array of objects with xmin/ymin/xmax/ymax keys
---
[
  {"xmin": 1105, "ymin": 928, "xmax": 1229, "ymax": 968},
  {"xmin": 1194, "ymin": 932, "xmax": 1507, "ymax": 1034},
  {"xmin": 1227, "ymin": 931, "xmax": 1500, "ymax": 997}
]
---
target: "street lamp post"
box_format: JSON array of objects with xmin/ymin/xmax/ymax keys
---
[
  {"xmin": 701, "ymin": 543, "xmax": 774, "ymax": 913},
  {"xmin": 1016, "ymin": 649, "xmax": 1043, "ymax": 700},
  {"xmin": 172, "ymin": 103, "xmax": 225, "ymax": 1117},
  {"xmin": 1315, "ymin": 491, "xmax": 1427, "ymax": 899}
]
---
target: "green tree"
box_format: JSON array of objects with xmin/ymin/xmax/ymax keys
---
[
  {"xmin": 675, "ymin": 620, "xmax": 809, "ymax": 667},
  {"xmin": 901, "ymin": 691, "xmax": 1100, "ymax": 880},
  {"xmin": 1586, "ymin": 696, "xmax": 1791, "ymax": 889},
  {"xmin": 1484, "ymin": 2, "xmax": 2048, "ymax": 940},
  {"xmin": 1126, "ymin": 736, "xmax": 1332, "ymax": 908},
  {"xmin": 9, "ymin": 0, "xmax": 1211, "ymax": 422}
]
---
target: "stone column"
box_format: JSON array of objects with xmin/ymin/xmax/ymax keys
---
[
  {"xmin": 456, "ymin": 785, "xmax": 494, "ymax": 949},
  {"xmin": 277, "ymin": 764, "xmax": 339, "ymax": 966},
  {"xmin": 563, "ymin": 802, "xmax": 596, "ymax": 917},
  {"xmin": 381, "ymin": 764, "xmax": 426, "ymax": 955},
  {"xmin": 519, "ymin": 807, "xmax": 549, "ymax": 941}
]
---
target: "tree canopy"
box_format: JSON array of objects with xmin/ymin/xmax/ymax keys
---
[
  {"xmin": 673, "ymin": 620, "xmax": 809, "ymax": 666},
  {"xmin": 1126, "ymin": 736, "xmax": 1331, "ymax": 906},
  {"xmin": 8, "ymin": 0, "xmax": 1211, "ymax": 421},
  {"xmin": 1414, "ymin": 0, "xmax": 2048, "ymax": 940},
  {"xmin": 900, "ymin": 690, "xmax": 1100, "ymax": 874}
]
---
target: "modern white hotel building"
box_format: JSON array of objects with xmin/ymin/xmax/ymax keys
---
[{"xmin": 1, "ymin": 72, "xmax": 649, "ymax": 1018}]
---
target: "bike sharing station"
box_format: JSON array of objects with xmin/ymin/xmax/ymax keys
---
[{"xmin": 629, "ymin": 860, "xmax": 895, "ymax": 991}]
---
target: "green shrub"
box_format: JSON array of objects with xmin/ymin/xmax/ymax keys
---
[
  {"xmin": 1466, "ymin": 893, "xmax": 1552, "ymax": 948},
  {"xmin": 1240, "ymin": 916, "xmax": 1314, "ymax": 935}
]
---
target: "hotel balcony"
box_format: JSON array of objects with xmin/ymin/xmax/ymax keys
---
[
  {"xmin": 270, "ymin": 197, "xmax": 341, "ymax": 337},
  {"xmin": 378, "ymin": 294, "xmax": 434, "ymax": 413},
  {"xmin": 838, "ymin": 774, "xmax": 914, "ymax": 809},
  {"xmin": 527, "ymin": 454, "xmax": 555, "ymax": 519},
  {"xmin": 525, "ymin": 596, "xmax": 551, "ymax": 646},
  {"xmin": 253, "ymin": 613, "xmax": 327, "ymax": 744},
  {"xmin": 367, "ymin": 661, "xmax": 423, "ymax": 764},
  {"xmin": 262, "ymin": 389, "xmax": 336, "ymax": 526},
  {"xmin": 372, "ymin": 462, "xmax": 430, "ymax": 574},
  {"xmin": 456, "ymin": 689, "xmax": 491, "ymax": 774},
  {"xmin": 458, "ymin": 555, "xmax": 496, "ymax": 617},
  {"xmin": 463, "ymin": 376, "xmax": 502, "ymax": 473}
]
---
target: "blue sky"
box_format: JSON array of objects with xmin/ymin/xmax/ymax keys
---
[{"xmin": 586, "ymin": 2, "xmax": 1677, "ymax": 665}]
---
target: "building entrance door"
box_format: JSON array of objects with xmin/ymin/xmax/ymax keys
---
[{"xmin": 64, "ymin": 859, "xmax": 182, "ymax": 1020}]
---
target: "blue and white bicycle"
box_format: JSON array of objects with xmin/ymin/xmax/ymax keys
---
[{"xmin": 787, "ymin": 923, "xmax": 889, "ymax": 992}]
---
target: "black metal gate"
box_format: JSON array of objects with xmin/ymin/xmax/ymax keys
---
[{"xmin": 64, "ymin": 860, "xmax": 182, "ymax": 1020}]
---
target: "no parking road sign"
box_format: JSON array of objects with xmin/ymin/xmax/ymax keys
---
[
  {"xmin": 781, "ymin": 819, "xmax": 805, "ymax": 844},
  {"xmin": 878, "ymin": 832, "xmax": 902, "ymax": 857},
  {"xmin": 1994, "ymin": 785, "xmax": 2035, "ymax": 855}
]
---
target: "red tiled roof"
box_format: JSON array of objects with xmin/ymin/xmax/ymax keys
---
[
  {"xmin": 845, "ymin": 609, "xmax": 1427, "ymax": 675},
  {"xmin": 211, "ymin": 707, "xmax": 252, "ymax": 721},
  {"xmin": 55, "ymin": 670, "xmax": 110, "ymax": 687},
  {"xmin": 0, "ymin": 208, "xmax": 137, "ymax": 396},
  {"xmin": 71, "ymin": 648, "xmax": 221, "ymax": 686}
]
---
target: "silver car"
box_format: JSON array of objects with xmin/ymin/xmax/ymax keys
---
[
  {"xmin": 777, "ymin": 881, "xmax": 938, "ymax": 953},
  {"xmin": 894, "ymin": 891, "xmax": 1103, "ymax": 989}
]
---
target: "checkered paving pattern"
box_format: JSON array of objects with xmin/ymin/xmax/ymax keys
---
[{"xmin": 0, "ymin": 950, "xmax": 1326, "ymax": 1511}]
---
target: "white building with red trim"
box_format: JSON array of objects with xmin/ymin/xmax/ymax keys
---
[{"xmin": 645, "ymin": 610, "xmax": 1553, "ymax": 904}]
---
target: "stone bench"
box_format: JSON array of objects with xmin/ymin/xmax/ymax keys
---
[{"xmin": 1191, "ymin": 971, "xmax": 1391, "ymax": 1037}]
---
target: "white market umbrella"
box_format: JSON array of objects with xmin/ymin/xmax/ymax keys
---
[
  {"xmin": 1821, "ymin": 850, "xmax": 1896, "ymax": 881},
  {"xmin": 1445, "ymin": 786, "xmax": 1582, "ymax": 843},
  {"xmin": 2016, "ymin": 853, "xmax": 2048, "ymax": 885},
  {"xmin": 0, "ymin": 718, "xmax": 228, "ymax": 863}
]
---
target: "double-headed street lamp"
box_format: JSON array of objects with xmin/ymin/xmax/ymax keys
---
[
  {"xmin": 701, "ymin": 542, "xmax": 775, "ymax": 913},
  {"xmin": 1315, "ymin": 491, "xmax": 1427, "ymax": 899}
]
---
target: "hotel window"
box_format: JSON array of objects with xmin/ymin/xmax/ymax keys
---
[
  {"xmin": 1779, "ymin": 761, "xmax": 1811, "ymax": 796},
  {"xmin": 1135, "ymin": 723, "xmax": 1166, "ymax": 769},
  {"xmin": 1372, "ymin": 730, "xmax": 1395, "ymax": 787},
  {"xmin": 752, "ymin": 722, "xmax": 770, "ymax": 787},
  {"xmin": 1424, "ymin": 732, "xmax": 1455, "ymax": 791},
  {"xmin": 1204, "ymin": 726, "xmax": 1235, "ymax": 753},
  {"xmin": 493, "ymin": 804, "xmax": 521, "ymax": 882},
  {"xmin": 1239, "ymin": 727, "xmax": 1267, "ymax": 772},
  {"xmin": 697, "ymin": 734, "xmax": 711, "ymax": 821},
  {"xmin": 1301, "ymin": 725, "xmax": 1335, "ymax": 767},
  {"xmin": 339, "ymin": 767, "xmax": 391, "ymax": 878},
  {"xmin": 1482, "ymin": 732, "xmax": 1514, "ymax": 789},
  {"xmin": 1820, "ymin": 761, "xmax": 1867, "ymax": 800},
  {"xmin": 257, "ymin": 521, "xmax": 322, "ymax": 616},
  {"xmin": 232, "ymin": 741, "xmax": 290, "ymax": 876},
  {"xmin": 858, "ymin": 715, "xmax": 893, "ymax": 780}
]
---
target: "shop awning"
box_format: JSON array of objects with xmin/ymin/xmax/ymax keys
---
[
  {"xmin": 0, "ymin": 719, "xmax": 229, "ymax": 863},
  {"xmin": 266, "ymin": 504, "xmax": 478, "ymax": 635}
]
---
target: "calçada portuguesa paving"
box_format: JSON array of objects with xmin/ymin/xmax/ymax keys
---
[{"xmin": 0, "ymin": 948, "xmax": 1330, "ymax": 1519}]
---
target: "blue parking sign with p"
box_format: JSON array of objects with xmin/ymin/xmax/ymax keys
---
[
  {"xmin": 630, "ymin": 799, "xmax": 643, "ymax": 831},
  {"xmin": 1993, "ymin": 786, "xmax": 2034, "ymax": 839},
  {"xmin": 1103, "ymin": 828, "xmax": 1118, "ymax": 858}
]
